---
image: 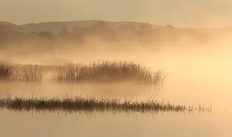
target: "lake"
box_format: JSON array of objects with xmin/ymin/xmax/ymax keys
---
[{"xmin": 0, "ymin": 45, "xmax": 232, "ymax": 137}]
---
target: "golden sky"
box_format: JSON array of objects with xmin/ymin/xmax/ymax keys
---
[{"xmin": 0, "ymin": 0, "xmax": 232, "ymax": 27}]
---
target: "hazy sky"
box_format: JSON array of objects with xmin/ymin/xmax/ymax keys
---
[{"xmin": 0, "ymin": 0, "xmax": 232, "ymax": 27}]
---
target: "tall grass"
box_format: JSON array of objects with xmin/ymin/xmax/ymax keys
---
[
  {"xmin": 10, "ymin": 65, "xmax": 46, "ymax": 81},
  {"xmin": 0, "ymin": 62, "xmax": 13, "ymax": 80},
  {"xmin": 54, "ymin": 60, "xmax": 167, "ymax": 84},
  {"xmin": 0, "ymin": 62, "xmax": 46, "ymax": 81},
  {"xmin": 1, "ymin": 60, "xmax": 166, "ymax": 83},
  {"xmin": 0, "ymin": 95, "xmax": 212, "ymax": 113}
]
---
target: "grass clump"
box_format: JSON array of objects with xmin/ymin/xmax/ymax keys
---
[
  {"xmin": 0, "ymin": 62, "xmax": 13, "ymax": 80},
  {"xmin": 54, "ymin": 60, "xmax": 167, "ymax": 84},
  {"xmin": 11, "ymin": 65, "xmax": 46, "ymax": 82},
  {"xmin": 0, "ymin": 95, "xmax": 212, "ymax": 113}
]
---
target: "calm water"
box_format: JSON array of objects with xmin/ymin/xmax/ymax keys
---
[
  {"xmin": 1, "ymin": 46, "xmax": 232, "ymax": 137},
  {"xmin": 0, "ymin": 110, "xmax": 231, "ymax": 137}
]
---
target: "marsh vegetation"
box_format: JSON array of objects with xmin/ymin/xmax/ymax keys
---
[
  {"xmin": 54, "ymin": 60, "xmax": 167, "ymax": 84},
  {"xmin": 0, "ymin": 95, "xmax": 212, "ymax": 113},
  {"xmin": 0, "ymin": 63, "xmax": 45, "ymax": 81},
  {"xmin": 0, "ymin": 60, "xmax": 167, "ymax": 85},
  {"xmin": 0, "ymin": 62, "xmax": 12, "ymax": 80}
]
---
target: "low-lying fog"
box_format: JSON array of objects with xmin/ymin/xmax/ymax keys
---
[
  {"xmin": 1, "ymin": 39, "xmax": 232, "ymax": 112},
  {"xmin": 1, "ymin": 35, "xmax": 232, "ymax": 137}
]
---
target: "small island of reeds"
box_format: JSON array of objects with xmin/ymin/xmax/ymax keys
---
[
  {"xmin": 0, "ymin": 96, "xmax": 212, "ymax": 113},
  {"xmin": 0, "ymin": 60, "xmax": 167, "ymax": 85}
]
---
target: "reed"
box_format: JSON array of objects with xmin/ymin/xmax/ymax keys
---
[
  {"xmin": 54, "ymin": 60, "xmax": 167, "ymax": 84},
  {"xmin": 0, "ymin": 95, "xmax": 212, "ymax": 113},
  {"xmin": 10, "ymin": 65, "xmax": 46, "ymax": 81},
  {"xmin": 0, "ymin": 62, "xmax": 13, "ymax": 80}
]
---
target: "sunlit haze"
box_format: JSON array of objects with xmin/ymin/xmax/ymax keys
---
[{"xmin": 1, "ymin": 1, "xmax": 232, "ymax": 137}]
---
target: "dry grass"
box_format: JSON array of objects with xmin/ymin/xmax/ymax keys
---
[
  {"xmin": 10, "ymin": 65, "xmax": 46, "ymax": 81},
  {"xmin": 0, "ymin": 95, "xmax": 212, "ymax": 113},
  {"xmin": 0, "ymin": 62, "xmax": 46, "ymax": 81},
  {"xmin": 54, "ymin": 60, "xmax": 167, "ymax": 84},
  {"xmin": 0, "ymin": 62, "xmax": 13, "ymax": 80},
  {"xmin": 1, "ymin": 60, "xmax": 166, "ymax": 84}
]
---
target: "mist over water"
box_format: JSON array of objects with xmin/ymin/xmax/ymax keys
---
[
  {"xmin": 1, "ymin": 38, "xmax": 232, "ymax": 109},
  {"xmin": 1, "ymin": 27, "xmax": 232, "ymax": 137},
  {"xmin": 2, "ymin": 0, "xmax": 232, "ymax": 134}
]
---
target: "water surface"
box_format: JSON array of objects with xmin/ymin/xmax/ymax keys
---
[{"xmin": 1, "ymin": 45, "xmax": 232, "ymax": 137}]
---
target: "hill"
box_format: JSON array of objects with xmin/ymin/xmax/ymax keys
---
[
  {"xmin": 18, "ymin": 20, "xmax": 161, "ymax": 34},
  {"xmin": 1, "ymin": 20, "xmax": 232, "ymax": 36}
]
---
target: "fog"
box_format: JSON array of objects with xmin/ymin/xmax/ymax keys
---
[
  {"xmin": 1, "ymin": 21, "xmax": 232, "ymax": 137},
  {"xmin": 1, "ymin": 35, "xmax": 232, "ymax": 111}
]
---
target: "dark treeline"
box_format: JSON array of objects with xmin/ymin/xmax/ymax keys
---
[{"xmin": 0, "ymin": 21, "xmax": 211, "ymax": 50}]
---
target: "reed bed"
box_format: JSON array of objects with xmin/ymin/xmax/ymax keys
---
[
  {"xmin": 10, "ymin": 65, "xmax": 45, "ymax": 81},
  {"xmin": 0, "ymin": 62, "xmax": 46, "ymax": 81},
  {"xmin": 0, "ymin": 96, "xmax": 212, "ymax": 113},
  {"xmin": 54, "ymin": 60, "xmax": 167, "ymax": 84},
  {"xmin": 0, "ymin": 62, "xmax": 13, "ymax": 80}
]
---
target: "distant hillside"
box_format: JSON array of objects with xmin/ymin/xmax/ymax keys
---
[
  {"xmin": 1, "ymin": 20, "xmax": 232, "ymax": 36},
  {"xmin": 0, "ymin": 21, "xmax": 17, "ymax": 28},
  {"xmin": 18, "ymin": 20, "xmax": 162, "ymax": 35},
  {"xmin": 0, "ymin": 21, "xmax": 22, "ymax": 32}
]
